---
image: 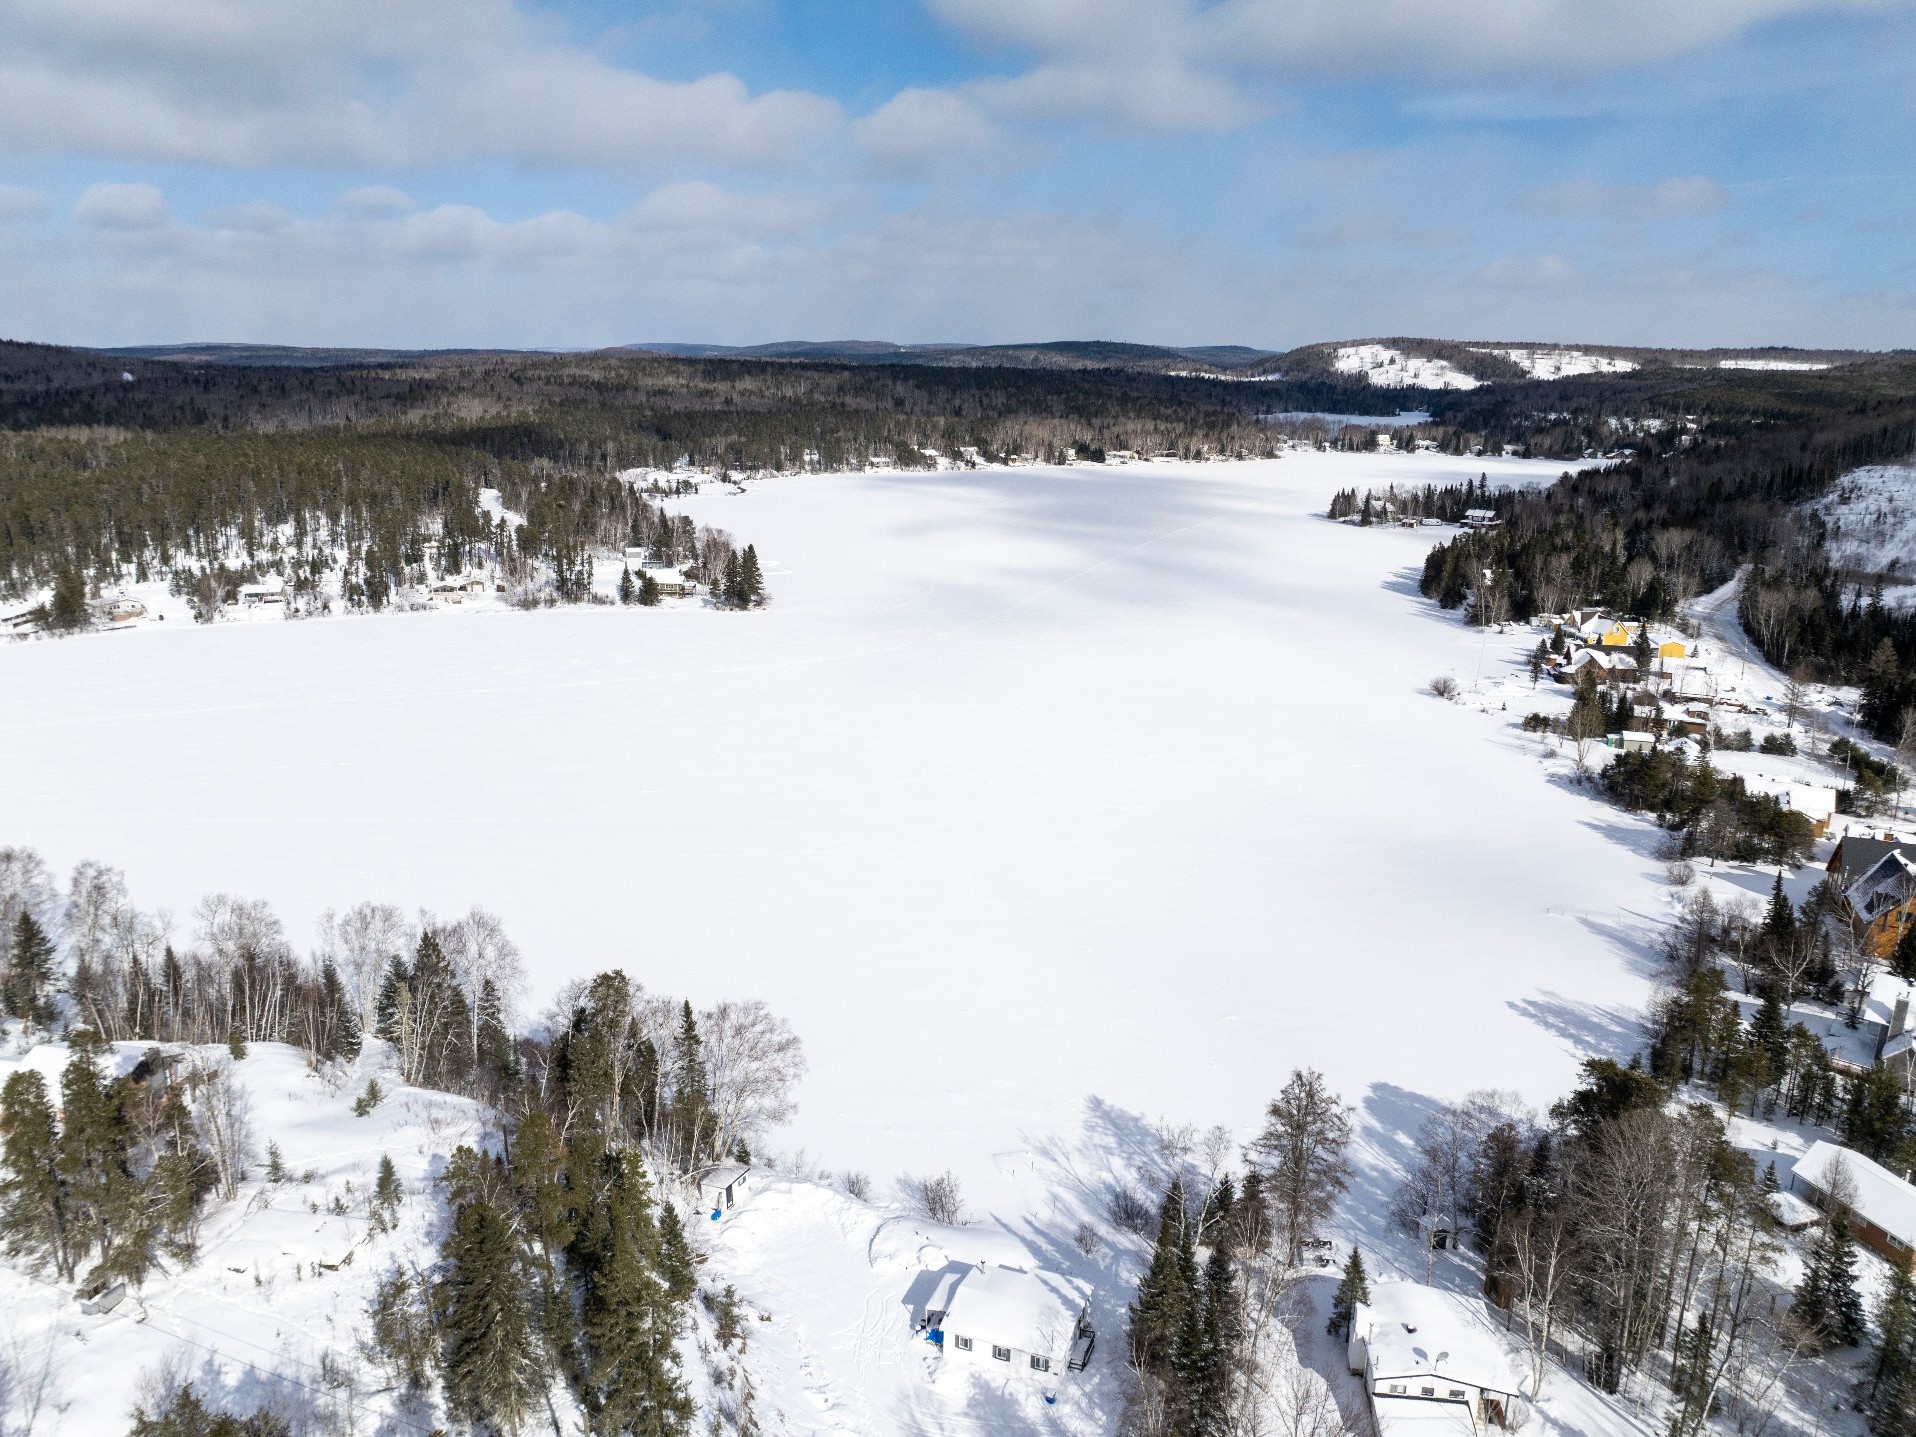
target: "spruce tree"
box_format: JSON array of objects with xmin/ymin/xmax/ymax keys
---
[
  {"xmin": 5, "ymin": 910, "xmax": 58, "ymax": 1026},
  {"xmin": 1764, "ymin": 871, "xmax": 1795, "ymax": 942},
  {"xmin": 658, "ymin": 1201, "xmax": 696, "ymax": 1303},
  {"xmin": 576, "ymin": 1153, "xmax": 693, "ymax": 1437},
  {"xmin": 1874, "ymin": 1254, "xmax": 1916, "ymax": 1430},
  {"xmin": 1798, "ymin": 1207, "xmax": 1868, "ymax": 1347},
  {"xmin": 739, "ymin": 545, "xmax": 764, "ymax": 606},
  {"xmin": 1894, "ymin": 922, "xmax": 1916, "ymax": 984},
  {"xmin": 0, "ymin": 1069, "xmax": 73, "ymax": 1279},
  {"xmin": 58, "ymin": 1030, "xmax": 136, "ymax": 1280},
  {"xmin": 437, "ymin": 1200, "xmax": 541, "ymax": 1434},
  {"xmin": 1129, "ymin": 1176, "xmax": 1197, "ymax": 1377},
  {"xmin": 640, "ymin": 571, "xmax": 662, "ymax": 606},
  {"xmin": 619, "ymin": 567, "xmax": 638, "ymax": 605},
  {"xmin": 1327, "ymin": 1247, "xmax": 1370, "ymax": 1339}
]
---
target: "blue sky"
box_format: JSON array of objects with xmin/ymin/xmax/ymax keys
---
[{"xmin": 0, "ymin": 0, "xmax": 1910, "ymax": 349}]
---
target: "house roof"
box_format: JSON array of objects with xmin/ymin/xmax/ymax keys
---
[
  {"xmin": 1371, "ymin": 1397, "xmax": 1482, "ymax": 1437},
  {"xmin": 940, "ymin": 1263, "xmax": 1089, "ymax": 1360},
  {"xmin": 1833, "ymin": 836, "xmax": 1916, "ymax": 886},
  {"xmin": 694, "ymin": 1163, "xmax": 750, "ymax": 1192},
  {"xmin": 1355, "ymin": 1282, "xmax": 1520, "ymax": 1397},
  {"xmin": 1847, "ymin": 851, "xmax": 1916, "ymax": 924},
  {"xmin": 1794, "ymin": 1140, "xmax": 1916, "ymax": 1246},
  {"xmin": 1768, "ymin": 1190, "xmax": 1822, "ymax": 1230}
]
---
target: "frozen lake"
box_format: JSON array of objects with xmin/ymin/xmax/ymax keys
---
[{"xmin": 1, "ymin": 451, "xmax": 1659, "ymax": 1213}]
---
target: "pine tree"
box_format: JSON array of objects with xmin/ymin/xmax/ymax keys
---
[
  {"xmin": 437, "ymin": 1200, "xmax": 541, "ymax": 1434},
  {"xmin": 576, "ymin": 1153, "xmax": 693, "ymax": 1437},
  {"xmin": 374, "ymin": 1154, "xmax": 402, "ymax": 1214},
  {"xmin": 721, "ymin": 551, "xmax": 744, "ymax": 608},
  {"xmin": 0, "ymin": 1069, "xmax": 74, "ymax": 1279},
  {"xmin": 671, "ymin": 1000, "xmax": 712, "ymax": 1168},
  {"xmin": 1764, "ymin": 871, "xmax": 1795, "ymax": 942},
  {"xmin": 739, "ymin": 545, "xmax": 764, "ymax": 606},
  {"xmin": 58, "ymin": 1030, "xmax": 136, "ymax": 1280},
  {"xmin": 367, "ymin": 1267, "xmax": 437, "ymax": 1394},
  {"xmin": 1798, "ymin": 1207, "xmax": 1868, "ymax": 1347},
  {"xmin": 1667, "ymin": 1306, "xmax": 1717, "ymax": 1437},
  {"xmin": 1873, "ymin": 1254, "xmax": 1916, "ymax": 1431},
  {"xmin": 129, "ymin": 1384, "xmax": 290, "ymax": 1437},
  {"xmin": 5, "ymin": 910, "xmax": 58, "ymax": 1026},
  {"xmin": 658, "ymin": 1201, "xmax": 696, "ymax": 1303},
  {"xmin": 1327, "ymin": 1247, "xmax": 1370, "ymax": 1339},
  {"xmin": 619, "ymin": 567, "xmax": 638, "ymax": 605},
  {"xmin": 1129, "ymin": 1176, "xmax": 1197, "ymax": 1376},
  {"xmin": 639, "ymin": 571, "xmax": 662, "ymax": 606},
  {"xmin": 47, "ymin": 568, "xmax": 90, "ymax": 632},
  {"xmin": 1750, "ymin": 987, "xmax": 1789, "ymax": 1087},
  {"xmin": 1894, "ymin": 922, "xmax": 1916, "ymax": 984}
]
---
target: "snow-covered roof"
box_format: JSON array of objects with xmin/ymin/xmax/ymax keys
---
[
  {"xmin": 1793, "ymin": 1140, "xmax": 1916, "ymax": 1246},
  {"xmin": 940, "ymin": 1263, "xmax": 1089, "ymax": 1361},
  {"xmin": 1736, "ymin": 775, "xmax": 1838, "ymax": 824},
  {"xmin": 1848, "ymin": 851, "xmax": 1916, "ymax": 922},
  {"xmin": 1355, "ymin": 1281, "xmax": 1519, "ymax": 1397},
  {"xmin": 695, "ymin": 1162, "xmax": 750, "ymax": 1193},
  {"xmin": 1768, "ymin": 1190, "xmax": 1822, "ymax": 1229},
  {"xmin": 1371, "ymin": 1396, "xmax": 1482, "ymax": 1437}
]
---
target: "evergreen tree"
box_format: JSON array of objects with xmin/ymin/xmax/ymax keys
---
[
  {"xmin": 670, "ymin": 1000, "xmax": 712, "ymax": 1167},
  {"xmin": 658, "ymin": 1201, "xmax": 696, "ymax": 1303},
  {"xmin": 739, "ymin": 545, "xmax": 764, "ymax": 606},
  {"xmin": 1666, "ymin": 1307, "xmax": 1717, "ymax": 1437},
  {"xmin": 374, "ymin": 1153, "xmax": 402, "ymax": 1215},
  {"xmin": 58, "ymin": 1030, "xmax": 136, "ymax": 1279},
  {"xmin": 0, "ymin": 1069, "xmax": 73, "ymax": 1279},
  {"xmin": 1327, "ymin": 1248, "xmax": 1370, "ymax": 1339},
  {"xmin": 4, "ymin": 910, "xmax": 58, "ymax": 1026},
  {"xmin": 1873, "ymin": 1254, "xmax": 1916, "ymax": 1431},
  {"xmin": 721, "ymin": 551, "xmax": 744, "ymax": 608},
  {"xmin": 639, "ymin": 571, "xmax": 662, "ymax": 606},
  {"xmin": 1750, "ymin": 987, "xmax": 1790, "ymax": 1088},
  {"xmin": 1797, "ymin": 1207, "xmax": 1868, "ymax": 1347},
  {"xmin": 576, "ymin": 1153, "xmax": 693, "ymax": 1437},
  {"xmin": 1129, "ymin": 1176, "xmax": 1197, "ymax": 1376},
  {"xmin": 47, "ymin": 568, "xmax": 90, "ymax": 632},
  {"xmin": 1893, "ymin": 922, "xmax": 1916, "ymax": 984},
  {"xmin": 128, "ymin": 1384, "xmax": 291, "ymax": 1437},
  {"xmin": 437, "ymin": 1200, "xmax": 541, "ymax": 1434},
  {"xmin": 619, "ymin": 567, "xmax": 638, "ymax": 605},
  {"xmin": 1763, "ymin": 871, "xmax": 1795, "ymax": 942}
]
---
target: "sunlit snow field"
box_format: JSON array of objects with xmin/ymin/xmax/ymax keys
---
[{"xmin": 1, "ymin": 452, "xmax": 1661, "ymax": 1216}]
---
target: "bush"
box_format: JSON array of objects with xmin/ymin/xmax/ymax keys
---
[
  {"xmin": 1666, "ymin": 861, "xmax": 1696, "ymax": 888},
  {"xmin": 1430, "ymin": 675, "xmax": 1461, "ymax": 700},
  {"xmin": 1107, "ymin": 1184, "xmax": 1154, "ymax": 1235},
  {"xmin": 1073, "ymin": 1221, "xmax": 1103, "ymax": 1257},
  {"xmin": 907, "ymin": 1170, "xmax": 963, "ymax": 1225},
  {"xmin": 839, "ymin": 1170, "xmax": 872, "ymax": 1202},
  {"xmin": 1521, "ymin": 712, "xmax": 1553, "ymax": 732},
  {"xmin": 1759, "ymin": 731, "xmax": 1797, "ymax": 756}
]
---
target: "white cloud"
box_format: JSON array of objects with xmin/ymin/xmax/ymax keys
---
[
  {"xmin": 0, "ymin": 183, "xmax": 46, "ymax": 221},
  {"xmin": 73, "ymin": 180, "xmax": 169, "ymax": 229},
  {"xmin": 334, "ymin": 186, "xmax": 416, "ymax": 219},
  {"xmin": 851, "ymin": 89, "xmax": 1015, "ymax": 177},
  {"xmin": 0, "ymin": 0, "xmax": 843, "ymax": 173},
  {"xmin": 1523, "ymin": 176, "xmax": 1732, "ymax": 220},
  {"xmin": 925, "ymin": 0, "xmax": 1912, "ymax": 131},
  {"xmin": 204, "ymin": 199, "xmax": 293, "ymax": 232}
]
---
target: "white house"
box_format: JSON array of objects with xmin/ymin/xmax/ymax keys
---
[
  {"xmin": 236, "ymin": 579, "xmax": 286, "ymax": 606},
  {"xmin": 689, "ymin": 1163, "xmax": 752, "ymax": 1221},
  {"xmin": 1461, "ymin": 509, "xmax": 1501, "ymax": 530},
  {"xmin": 924, "ymin": 1263, "xmax": 1094, "ymax": 1378},
  {"xmin": 1348, "ymin": 1281, "xmax": 1521, "ymax": 1437}
]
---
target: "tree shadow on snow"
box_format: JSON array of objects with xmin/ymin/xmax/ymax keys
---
[{"xmin": 1506, "ymin": 991, "xmax": 1647, "ymax": 1062}]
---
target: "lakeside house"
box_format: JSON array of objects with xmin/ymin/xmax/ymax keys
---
[
  {"xmin": 1791, "ymin": 1140, "xmax": 1916, "ymax": 1262},
  {"xmin": 1828, "ymin": 835, "xmax": 1916, "ymax": 960},
  {"xmin": 921, "ymin": 1262, "xmax": 1095, "ymax": 1378},
  {"xmin": 689, "ymin": 1163, "xmax": 753, "ymax": 1220},
  {"xmin": 1347, "ymin": 1281, "xmax": 1521, "ymax": 1437}
]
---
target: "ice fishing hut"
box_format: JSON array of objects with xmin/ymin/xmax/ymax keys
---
[{"xmin": 690, "ymin": 1163, "xmax": 752, "ymax": 1221}]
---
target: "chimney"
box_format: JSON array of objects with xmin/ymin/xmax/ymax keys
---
[{"xmin": 1894, "ymin": 996, "xmax": 1910, "ymax": 1040}]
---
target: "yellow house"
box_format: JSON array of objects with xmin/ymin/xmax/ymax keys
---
[
  {"xmin": 1597, "ymin": 623, "xmax": 1636, "ymax": 648},
  {"xmin": 1658, "ymin": 640, "xmax": 1687, "ymax": 660}
]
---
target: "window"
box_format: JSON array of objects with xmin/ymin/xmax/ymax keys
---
[
  {"xmin": 992, "ymin": 1346, "xmax": 1011, "ymax": 1362},
  {"xmin": 1449, "ymin": 1390, "xmax": 1466, "ymax": 1400},
  {"xmin": 1031, "ymin": 1356, "xmax": 1050, "ymax": 1372},
  {"xmin": 953, "ymin": 1336, "xmax": 972, "ymax": 1352},
  {"xmin": 1389, "ymin": 1385, "xmax": 1407, "ymax": 1395},
  {"xmin": 1420, "ymin": 1387, "xmax": 1435, "ymax": 1397}
]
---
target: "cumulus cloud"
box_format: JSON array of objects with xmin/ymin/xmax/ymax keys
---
[
  {"xmin": 1523, "ymin": 176, "xmax": 1732, "ymax": 220},
  {"xmin": 0, "ymin": 183, "xmax": 46, "ymax": 221},
  {"xmin": 0, "ymin": 0, "xmax": 843, "ymax": 173},
  {"xmin": 852, "ymin": 89, "xmax": 1016, "ymax": 177},
  {"xmin": 73, "ymin": 180, "xmax": 169, "ymax": 229}
]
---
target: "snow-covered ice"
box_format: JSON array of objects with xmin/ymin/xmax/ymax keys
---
[
  {"xmin": 1333, "ymin": 344, "xmax": 1480, "ymax": 390},
  {"xmin": 1, "ymin": 453, "xmax": 1659, "ymax": 1225}
]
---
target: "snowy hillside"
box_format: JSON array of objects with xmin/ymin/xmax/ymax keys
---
[
  {"xmin": 1468, "ymin": 346, "xmax": 1638, "ymax": 379},
  {"xmin": 1331, "ymin": 344, "xmax": 1480, "ymax": 389},
  {"xmin": 1811, "ymin": 461, "xmax": 1916, "ymax": 602}
]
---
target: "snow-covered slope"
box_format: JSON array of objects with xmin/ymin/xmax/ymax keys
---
[
  {"xmin": 0, "ymin": 1040, "xmax": 489, "ymax": 1434},
  {"xmin": 1331, "ymin": 343, "xmax": 1480, "ymax": 389},
  {"xmin": 1468, "ymin": 347, "xmax": 1638, "ymax": 379},
  {"xmin": 1811, "ymin": 460, "xmax": 1916, "ymax": 602}
]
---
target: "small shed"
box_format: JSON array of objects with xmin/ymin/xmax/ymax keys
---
[
  {"xmin": 1348, "ymin": 1281, "xmax": 1520, "ymax": 1436},
  {"xmin": 925, "ymin": 1262, "xmax": 1094, "ymax": 1378},
  {"xmin": 691, "ymin": 1163, "xmax": 752, "ymax": 1220}
]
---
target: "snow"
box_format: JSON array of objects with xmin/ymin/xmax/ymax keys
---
[
  {"xmin": 938, "ymin": 1262, "xmax": 1087, "ymax": 1365},
  {"xmin": 0, "ymin": 1040, "xmax": 493, "ymax": 1435},
  {"xmin": 1468, "ymin": 348, "xmax": 1638, "ymax": 380},
  {"xmin": 1263, "ymin": 409, "xmax": 1433, "ymax": 429},
  {"xmin": 1356, "ymin": 1279, "xmax": 1520, "ymax": 1395},
  {"xmin": 1717, "ymin": 359, "xmax": 1831, "ymax": 371},
  {"xmin": 1811, "ymin": 461, "xmax": 1916, "ymax": 605},
  {"xmin": 1792, "ymin": 1140, "xmax": 1916, "ymax": 1246},
  {"xmin": 1332, "ymin": 345, "xmax": 1481, "ymax": 390},
  {"xmin": 0, "ymin": 451, "xmax": 1670, "ymax": 1234}
]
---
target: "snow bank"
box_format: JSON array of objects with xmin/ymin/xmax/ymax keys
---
[{"xmin": 1468, "ymin": 347, "xmax": 1638, "ymax": 380}]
